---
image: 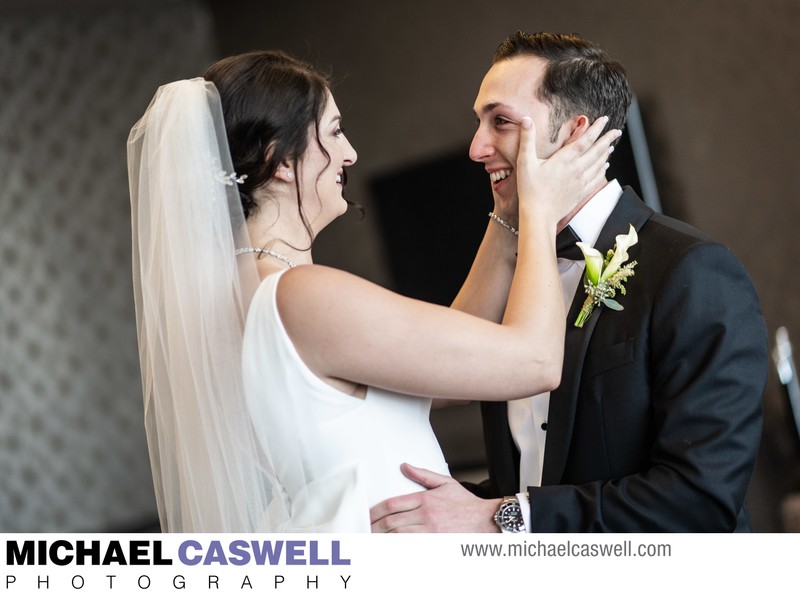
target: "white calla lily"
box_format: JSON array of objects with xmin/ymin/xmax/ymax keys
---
[
  {"xmin": 576, "ymin": 242, "xmax": 604, "ymax": 285},
  {"xmin": 600, "ymin": 225, "xmax": 638, "ymax": 282},
  {"xmin": 574, "ymin": 223, "xmax": 639, "ymax": 328}
]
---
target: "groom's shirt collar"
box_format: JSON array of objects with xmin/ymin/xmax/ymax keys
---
[{"xmin": 568, "ymin": 179, "xmax": 623, "ymax": 250}]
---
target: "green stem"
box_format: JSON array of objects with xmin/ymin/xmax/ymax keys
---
[{"xmin": 574, "ymin": 296, "xmax": 595, "ymax": 328}]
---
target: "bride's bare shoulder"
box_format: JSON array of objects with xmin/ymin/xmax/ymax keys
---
[
  {"xmin": 277, "ymin": 263, "xmax": 370, "ymax": 293},
  {"xmin": 275, "ymin": 264, "xmax": 387, "ymax": 320}
]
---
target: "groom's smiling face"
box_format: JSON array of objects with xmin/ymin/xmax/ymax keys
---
[{"xmin": 469, "ymin": 55, "xmax": 574, "ymax": 203}]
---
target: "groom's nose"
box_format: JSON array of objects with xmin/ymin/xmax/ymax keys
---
[{"xmin": 469, "ymin": 126, "xmax": 494, "ymax": 163}]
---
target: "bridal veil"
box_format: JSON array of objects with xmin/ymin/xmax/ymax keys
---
[{"xmin": 128, "ymin": 79, "xmax": 293, "ymax": 531}]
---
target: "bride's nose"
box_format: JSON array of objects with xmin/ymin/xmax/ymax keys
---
[{"xmin": 343, "ymin": 137, "xmax": 357, "ymax": 165}]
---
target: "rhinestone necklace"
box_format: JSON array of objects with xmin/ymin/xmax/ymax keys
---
[{"xmin": 235, "ymin": 247, "xmax": 297, "ymax": 268}]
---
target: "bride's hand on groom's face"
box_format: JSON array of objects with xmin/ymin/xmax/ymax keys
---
[
  {"xmin": 369, "ymin": 463, "xmax": 501, "ymax": 533},
  {"xmin": 516, "ymin": 114, "xmax": 617, "ymax": 225}
]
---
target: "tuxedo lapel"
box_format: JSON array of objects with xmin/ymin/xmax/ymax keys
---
[
  {"xmin": 481, "ymin": 401, "xmax": 521, "ymax": 494},
  {"xmin": 541, "ymin": 283, "xmax": 604, "ymax": 485},
  {"xmin": 541, "ymin": 187, "xmax": 654, "ymax": 485}
]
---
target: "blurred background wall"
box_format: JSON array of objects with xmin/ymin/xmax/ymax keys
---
[{"xmin": 1, "ymin": 0, "xmax": 797, "ymax": 532}]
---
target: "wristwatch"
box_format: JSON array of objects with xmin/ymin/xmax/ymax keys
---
[{"xmin": 493, "ymin": 495, "xmax": 525, "ymax": 533}]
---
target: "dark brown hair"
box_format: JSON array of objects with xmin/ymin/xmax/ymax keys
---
[
  {"xmin": 204, "ymin": 50, "xmax": 360, "ymax": 243},
  {"xmin": 494, "ymin": 31, "xmax": 632, "ymax": 142}
]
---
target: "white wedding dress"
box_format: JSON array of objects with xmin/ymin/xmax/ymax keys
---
[{"xmin": 242, "ymin": 269, "xmax": 451, "ymax": 532}]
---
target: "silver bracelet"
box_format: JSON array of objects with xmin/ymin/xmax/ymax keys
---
[{"xmin": 488, "ymin": 212, "xmax": 519, "ymax": 237}]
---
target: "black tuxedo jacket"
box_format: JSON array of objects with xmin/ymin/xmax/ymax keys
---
[{"xmin": 481, "ymin": 187, "xmax": 768, "ymax": 532}]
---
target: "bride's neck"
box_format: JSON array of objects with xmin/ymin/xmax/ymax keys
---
[{"xmin": 245, "ymin": 197, "xmax": 314, "ymax": 268}]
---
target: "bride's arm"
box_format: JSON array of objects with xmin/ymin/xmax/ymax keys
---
[
  {"xmin": 449, "ymin": 214, "xmax": 517, "ymax": 323},
  {"xmin": 436, "ymin": 117, "xmax": 611, "ymax": 407},
  {"xmin": 433, "ymin": 179, "xmax": 516, "ymax": 408},
  {"xmin": 278, "ymin": 117, "xmax": 615, "ymax": 402}
]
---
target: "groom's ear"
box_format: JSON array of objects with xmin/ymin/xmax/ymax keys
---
[{"xmin": 562, "ymin": 114, "xmax": 591, "ymax": 145}]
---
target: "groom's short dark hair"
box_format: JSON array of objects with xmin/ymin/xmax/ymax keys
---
[{"xmin": 494, "ymin": 31, "xmax": 632, "ymax": 142}]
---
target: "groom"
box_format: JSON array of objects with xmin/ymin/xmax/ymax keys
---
[{"xmin": 370, "ymin": 31, "xmax": 768, "ymax": 532}]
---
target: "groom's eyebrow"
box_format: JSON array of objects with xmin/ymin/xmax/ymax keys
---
[{"xmin": 474, "ymin": 102, "xmax": 514, "ymax": 117}]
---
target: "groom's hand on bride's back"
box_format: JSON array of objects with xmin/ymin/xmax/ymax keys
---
[{"xmin": 369, "ymin": 463, "xmax": 501, "ymax": 533}]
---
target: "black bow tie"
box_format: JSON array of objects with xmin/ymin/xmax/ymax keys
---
[{"xmin": 556, "ymin": 226, "xmax": 583, "ymax": 261}]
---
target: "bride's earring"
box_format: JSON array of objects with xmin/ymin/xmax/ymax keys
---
[{"xmin": 275, "ymin": 162, "xmax": 294, "ymax": 182}]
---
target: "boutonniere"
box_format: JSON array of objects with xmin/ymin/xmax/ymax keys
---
[{"xmin": 574, "ymin": 224, "xmax": 638, "ymax": 328}]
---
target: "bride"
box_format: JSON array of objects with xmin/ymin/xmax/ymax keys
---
[{"xmin": 128, "ymin": 50, "xmax": 616, "ymax": 532}]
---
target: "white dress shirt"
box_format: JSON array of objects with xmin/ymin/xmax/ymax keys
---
[{"xmin": 511, "ymin": 180, "xmax": 623, "ymax": 531}]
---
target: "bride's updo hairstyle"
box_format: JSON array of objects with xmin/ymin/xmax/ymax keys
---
[{"xmin": 203, "ymin": 50, "xmax": 330, "ymax": 223}]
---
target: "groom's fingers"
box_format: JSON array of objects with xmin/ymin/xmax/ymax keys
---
[
  {"xmin": 370, "ymin": 464, "xmax": 452, "ymax": 532},
  {"xmin": 370, "ymin": 491, "xmax": 420, "ymax": 528},
  {"xmin": 400, "ymin": 463, "xmax": 451, "ymax": 489},
  {"xmin": 370, "ymin": 498, "xmax": 423, "ymax": 532}
]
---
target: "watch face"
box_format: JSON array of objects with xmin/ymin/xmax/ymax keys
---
[
  {"xmin": 500, "ymin": 505, "xmax": 522, "ymax": 523},
  {"xmin": 496, "ymin": 500, "xmax": 524, "ymax": 532}
]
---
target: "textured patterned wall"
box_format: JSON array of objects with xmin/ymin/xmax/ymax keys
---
[{"xmin": 0, "ymin": 2, "xmax": 216, "ymax": 531}]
